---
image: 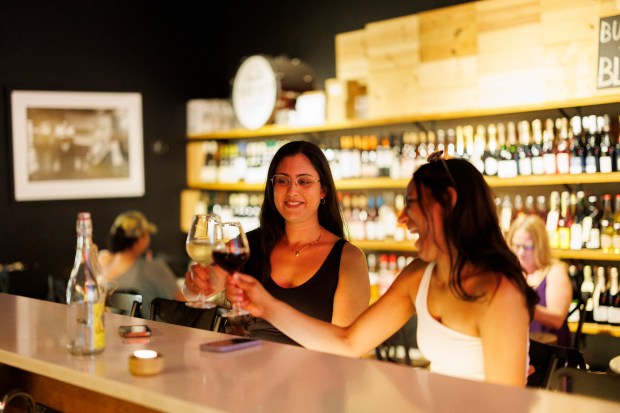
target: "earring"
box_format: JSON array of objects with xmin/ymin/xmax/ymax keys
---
[{"xmin": 321, "ymin": 198, "xmax": 326, "ymax": 205}]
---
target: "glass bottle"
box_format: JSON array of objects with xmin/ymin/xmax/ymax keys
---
[
  {"xmin": 613, "ymin": 194, "xmax": 620, "ymax": 253},
  {"xmin": 608, "ymin": 267, "xmax": 620, "ymax": 326},
  {"xmin": 584, "ymin": 195, "xmax": 601, "ymax": 250},
  {"xmin": 600, "ymin": 194, "xmax": 614, "ymax": 252},
  {"xmin": 516, "ymin": 120, "xmax": 532, "ymax": 176},
  {"xmin": 483, "ymin": 124, "xmax": 499, "ymax": 176},
  {"xmin": 555, "ymin": 117, "xmax": 570, "ymax": 174},
  {"xmin": 569, "ymin": 116, "xmax": 584, "ymax": 174},
  {"xmin": 581, "ymin": 265, "xmax": 595, "ymax": 323},
  {"xmin": 66, "ymin": 212, "xmax": 106, "ymax": 355},
  {"xmin": 598, "ymin": 115, "xmax": 614, "ymax": 173},
  {"xmin": 542, "ymin": 118, "xmax": 557, "ymax": 175},
  {"xmin": 530, "ymin": 119, "xmax": 545, "ymax": 175},
  {"xmin": 583, "ymin": 116, "xmax": 599, "ymax": 174},
  {"xmin": 592, "ymin": 266, "xmax": 608, "ymax": 324},
  {"xmin": 569, "ymin": 191, "xmax": 584, "ymax": 250},
  {"xmin": 557, "ymin": 191, "xmax": 572, "ymax": 250},
  {"xmin": 546, "ymin": 191, "xmax": 560, "ymax": 249}
]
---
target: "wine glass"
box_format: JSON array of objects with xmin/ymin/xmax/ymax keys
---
[
  {"xmin": 212, "ymin": 221, "xmax": 250, "ymax": 318},
  {"xmin": 185, "ymin": 214, "xmax": 221, "ymax": 309}
]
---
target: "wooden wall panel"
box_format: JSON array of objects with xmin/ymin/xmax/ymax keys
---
[
  {"xmin": 335, "ymin": 30, "xmax": 368, "ymax": 83},
  {"xmin": 418, "ymin": 3, "xmax": 478, "ymax": 62}
]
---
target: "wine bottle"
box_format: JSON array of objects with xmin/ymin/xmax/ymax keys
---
[
  {"xmin": 608, "ymin": 267, "xmax": 620, "ymax": 326},
  {"xmin": 614, "ymin": 194, "xmax": 620, "ymax": 253},
  {"xmin": 581, "ymin": 265, "xmax": 595, "ymax": 323},
  {"xmin": 483, "ymin": 124, "xmax": 499, "ymax": 176},
  {"xmin": 66, "ymin": 212, "xmax": 106, "ymax": 355},
  {"xmin": 599, "ymin": 115, "xmax": 614, "ymax": 173},
  {"xmin": 557, "ymin": 191, "xmax": 572, "ymax": 250},
  {"xmin": 567, "ymin": 265, "xmax": 582, "ymax": 323},
  {"xmin": 542, "ymin": 118, "xmax": 557, "ymax": 175},
  {"xmin": 600, "ymin": 194, "xmax": 614, "ymax": 252},
  {"xmin": 555, "ymin": 117, "xmax": 570, "ymax": 174},
  {"xmin": 584, "ymin": 195, "xmax": 601, "ymax": 250},
  {"xmin": 592, "ymin": 266, "xmax": 608, "ymax": 324},
  {"xmin": 530, "ymin": 119, "xmax": 545, "ymax": 175},
  {"xmin": 569, "ymin": 116, "xmax": 584, "ymax": 174},
  {"xmin": 517, "ymin": 120, "xmax": 532, "ymax": 176},
  {"xmin": 570, "ymin": 191, "xmax": 584, "ymax": 250},
  {"xmin": 546, "ymin": 191, "xmax": 560, "ymax": 249},
  {"xmin": 583, "ymin": 116, "xmax": 599, "ymax": 174}
]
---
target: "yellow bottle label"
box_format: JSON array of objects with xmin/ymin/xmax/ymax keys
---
[{"xmin": 94, "ymin": 301, "xmax": 106, "ymax": 350}]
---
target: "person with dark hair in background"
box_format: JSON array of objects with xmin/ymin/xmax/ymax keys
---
[
  {"xmin": 99, "ymin": 210, "xmax": 183, "ymax": 318},
  {"xmin": 184, "ymin": 140, "xmax": 370, "ymax": 345},
  {"xmin": 507, "ymin": 214, "xmax": 572, "ymax": 347},
  {"xmin": 228, "ymin": 151, "xmax": 539, "ymax": 386}
]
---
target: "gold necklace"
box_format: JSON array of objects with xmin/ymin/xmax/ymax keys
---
[{"xmin": 290, "ymin": 227, "xmax": 322, "ymax": 257}]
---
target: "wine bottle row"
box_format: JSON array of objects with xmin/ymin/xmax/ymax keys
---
[
  {"xmin": 571, "ymin": 264, "xmax": 620, "ymax": 326},
  {"xmin": 195, "ymin": 113, "xmax": 620, "ymax": 184},
  {"xmin": 498, "ymin": 191, "xmax": 620, "ymax": 253}
]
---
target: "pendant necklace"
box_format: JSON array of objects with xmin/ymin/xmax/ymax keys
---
[{"xmin": 291, "ymin": 227, "xmax": 322, "ymax": 257}]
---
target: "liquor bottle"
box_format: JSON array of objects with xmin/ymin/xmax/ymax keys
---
[
  {"xmin": 536, "ymin": 195, "xmax": 548, "ymax": 222},
  {"xmin": 66, "ymin": 212, "xmax": 106, "ymax": 355},
  {"xmin": 500, "ymin": 195, "xmax": 513, "ymax": 235},
  {"xmin": 455, "ymin": 126, "xmax": 466, "ymax": 159},
  {"xmin": 542, "ymin": 118, "xmax": 557, "ymax": 175},
  {"xmin": 583, "ymin": 116, "xmax": 599, "ymax": 174},
  {"xmin": 608, "ymin": 267, "xmax": 620, "ymax": 326},
  {"xmin": 471, "ymin": 125, "xmax": 486, "ymax": 174},
  {"xmin": 613, "ymin": 194, "xmax": 620, "ymax": 253},
  {"xmin": 569, "ymin": 191, "xmax": 584, "ymax": 250},
  {"xmin": 498, "ymin": 123, "xmax": 518, "ymax": 178},
  {"xmin": 555, "ymin": 117, "xmax": 570, "ymax": 174},
  {"xmin": 483, "ymin": 124, "xmax": 499, "ymax": 176},
  {"xmin": 464, "ymin": 125, "xmax": 475, "ymax": 161},
  {"xmin": 514, "ymin": 194, "xmax": 525, "ymax": 218},
  {"xmin": 592, "ymin": 266, "xmax": 608, "ymax": 324},
  {"xmin": 584, "ymin": 195, "xmax": 601, "ymax": 250},
  {"xmin": 530, "ymin": 119, "xmax": 545, "ymax": 175},
  {"xmin": 445, "ymin": 128, "xmax": 457, "ymax": 158},
  {"xmin": 567, "ymin": 265, "xmax": 582, "ymax": 323},
  {"xmin": 600, "ymin": 194, "xmax": 614, "ymax": 252},
  {"xmin": 599, "ymin": 115, "xmax": 614, "ymax": 173},
  {"xmin": 436, "ymin": 129, "xmax": 446, "ymax": 154},
  {"xmin": 569, "ymin": 116, "xmax": 584, "ymax": 174},
  {"xmin": 557, "ymin": 191, "xmax": 572, "ymax": 250},
  {"xmin": 399, "ymin": 131, "xmax": 416, "ymax": 178},
  {"xmin": 615, "ymin": 115, "xmax": 620, "ymax": 171},
  {"xmin": 546, "ymin": 191, "xmax": 560, "ymax": 249},
  {"xmin": 525, "ymin": 195, "xmax": 536, "ymax": 216},
  {"xmin": 581, "ymin": 265, "xmax": 595, "ymax": 323},
  {"xmin": 516, "ymin": 120, "xmax": 532, "ymax": 176}
]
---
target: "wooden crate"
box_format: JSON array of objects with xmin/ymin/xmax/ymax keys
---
[
  {"xmin": 367, "ymin": 66, "xmax": 420, "ymax": 119},
  {"xmin": 325, "ymin": 78, "xmax": 367, "ymax": 123},
  {"xmin": 335, "ymin": 29, "xmax": 368, "ymax": 83}
]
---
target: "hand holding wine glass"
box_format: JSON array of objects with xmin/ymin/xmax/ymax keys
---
[
  {"xmin": 185, "ymin": 214, "xmax": 220, "ymax": 309},
  {"xmin": 212, "ymin": 221, "xmax": 250, "ymax": 318}
]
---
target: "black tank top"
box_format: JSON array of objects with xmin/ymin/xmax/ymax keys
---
[{"xmin": 243, "ymin": 230, "xmax": 346, "ymax": 345}]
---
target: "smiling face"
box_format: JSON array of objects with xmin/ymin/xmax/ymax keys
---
[
  {"xmin": 398, "ymin": 180, "xmax": 447, "ymax": 262},
  {"xmin": 272, "ymin": 154, "xmax": 326, "ymax": 225}
]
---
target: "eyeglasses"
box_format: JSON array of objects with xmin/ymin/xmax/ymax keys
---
[
  {"xmin": 427, "ymin": 150, "xmax": 457, "ymax": 188},
  {"xmin": 512, "ymin": 243, "xmax": 535, "ymax": 253},
  {"xmin": 270, "ymin": 174, "xmax": 321, "ymax": 189}
]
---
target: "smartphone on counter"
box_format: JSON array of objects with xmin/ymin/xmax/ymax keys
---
[
  {"xmin": 200, "ymin": 338, "xmax": 261, "ymax": 352},
  {"xmin": 118, "ymin": 325, "xmax": 152, "ymax": 338}
]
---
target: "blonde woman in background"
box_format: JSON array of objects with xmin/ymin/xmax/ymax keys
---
[{"xmin": 507, "ymin": 214, "xmax": 572, "ymax": 347}]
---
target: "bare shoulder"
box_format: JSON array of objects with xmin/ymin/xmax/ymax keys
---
[
  {"xmin": 341, "ymin": 240, "xmax": 366, "ymax": 262},
  {"xmin": 391, "ymin": 258, "xmax": 428, "ymax": 287},
  {"xmin": 488, "ymin": 273, "xmax": 527, "ymax": 308}
]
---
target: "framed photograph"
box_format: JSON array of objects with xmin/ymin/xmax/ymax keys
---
[{"xmin": 10, "ymin": 90, "xmax": 144, "ymax": 201}]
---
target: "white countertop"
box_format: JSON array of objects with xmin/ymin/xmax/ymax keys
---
[{"xmin": 0, "ymin": 293, "xmax": 618, "ymax": 413}]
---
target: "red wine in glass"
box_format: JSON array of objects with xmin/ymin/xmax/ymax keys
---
[{"xmin": 212, "ymin": 250, "xmax": 249, "ymax": 274}]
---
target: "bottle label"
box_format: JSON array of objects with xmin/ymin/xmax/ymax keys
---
[
  {"xmin": 518, "ymin": 158, "xmax": 532, "ymax": 176},
  {"xmin": 586, "ymin": 227, "xmax": 600, "ymax": 249},
  {"xmin": 531, "ymin": 157, "xmax": 545, "ymax": 175},
  {"xmin": 569, "ymin": 156, "xmax": 583, "ymax": 174},
  {"xmin": 558, "ymin": 227, "xmax": 570, "ymax": 250},
  {"xmin": 497, "ymin": 160, "xmax": 518, "ymax": 178},
  {"xmin": 556, "ymin": 153, "xmax": 570, "ymax": 174},
  {"xmin": 570, "ymin": 223, "xmax": 582, "ymax": 250},
  {"xmin": 593, "ymin": 305, "xmax": 608, "ymax": 323},
  {"xmin": 585, "ymin": 156, "xmax": 597, "ymax": 173},
  {"xmin": 543, "ymin": 153, "xmax": 557, "ymax": 174},
  {"xmin": 600, "ymin": 156, "xmax": 613, "ymax": 173},
  {"xmin": 613, "ymin": 234, "xmax": 620, "ymax": 250},
  {"xmin": 484, "ymin": 157, "xmax": 498, "ymax": 176},
  {"xmin": 601, "ymin": 234, "xmax": 613, "ymax": 250},
  {"xmin": 608, "ymin": 306, "xmax": 620, "ymax": 325}
]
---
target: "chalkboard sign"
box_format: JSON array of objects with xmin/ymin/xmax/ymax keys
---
[{"xmin": 598, "ymin": 15, "xmax": 620, "ymax": 89}]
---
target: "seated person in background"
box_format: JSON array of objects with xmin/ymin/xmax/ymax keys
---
[
  {"xmin": 99, "ymin": 210, "xmax": 183, "ymax": 318},
  {"xmin": 507, "ymin": 214, "xmax": 572, "ymax": 347},
  {"xmin": 184, "ymin": 140, "xmax": 370, "ymax": 345},
  {"xmin": 228, "ymin": 151, "xmax": 539, "ymax": 387}
]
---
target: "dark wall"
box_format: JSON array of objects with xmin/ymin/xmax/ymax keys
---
[{"xmin": 0, "ymin": 0, "xmax": 466, "ymax": 298}]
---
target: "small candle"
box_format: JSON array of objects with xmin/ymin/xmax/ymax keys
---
[{"xmin": 129, "ymin": 350, "xmax": 164, "ymax": 376}]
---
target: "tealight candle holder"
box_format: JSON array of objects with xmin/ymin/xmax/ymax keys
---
[{"xmin": 129, "ymin": 350, "xmax": 164, "ymax": 376}]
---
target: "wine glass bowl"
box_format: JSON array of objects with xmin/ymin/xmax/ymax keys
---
[
  {"xmin": 212, "ymin": 221, "xmax": 250, "ymax": 318},
  {"xmin": 185, "ymin": 214, "xmax": 221, "ymax": 309}
]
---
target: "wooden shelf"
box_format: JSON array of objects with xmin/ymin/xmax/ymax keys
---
[
  {"xmin": 188, "ymin": 172, "xmax": 620, "ymax": 191},
  {"xmin": 187, "ymin": 94, "xmax": 620, "ymax": 140},
  {"xmin": 569, "ymin": 322, "xmax": 620, "ymax": 337}
]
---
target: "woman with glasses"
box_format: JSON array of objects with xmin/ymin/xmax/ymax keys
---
[
  {"xmin": 506, "ymin": 214, "xmax": 572, "ymax": 347},
  {"xmin": 229, "ymin": 151, "xmax": 538, "ymax": 386},
  {"xmin": 185, "ymin": 140, "xmax": 370, "ymax": 344}
]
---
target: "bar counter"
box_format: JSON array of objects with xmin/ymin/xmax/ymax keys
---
[{"xmin": 0, "ymin": 293, "xmax": 618, "ymax": 413}]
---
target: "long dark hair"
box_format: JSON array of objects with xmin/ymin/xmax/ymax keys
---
[
  {"xmin": 256, "ymin": 140, "xmax": 345, "ymax": 280},
  {"xmin": 413, "ymin": 158, "xmax": 538, "ymax": 320}
]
